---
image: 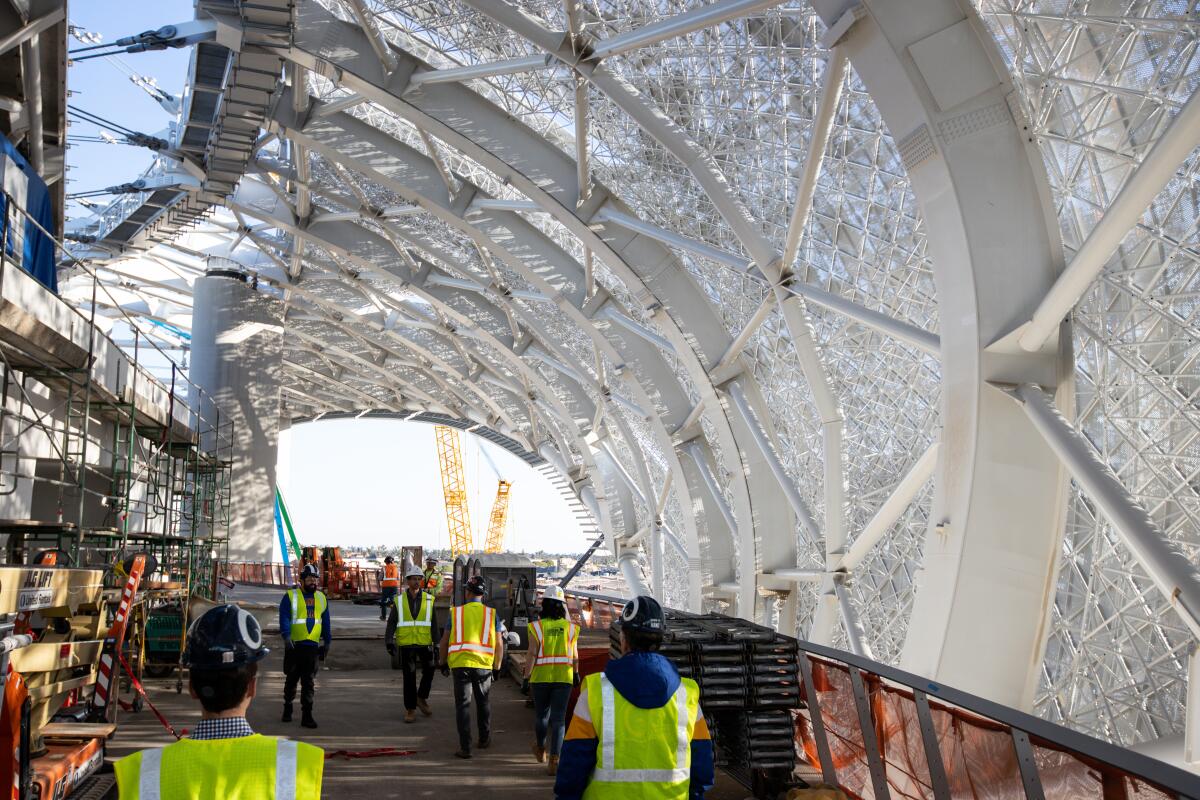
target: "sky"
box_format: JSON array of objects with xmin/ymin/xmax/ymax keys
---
[
  {"xmin": 65, "ymin": 0, "xmax": 194, "ymax": 212},
  {"xmin": 277, "ymin": 420, "xmax": 588, "ymax": 557},
  {"xmin": 65, "ymin": 3, "xmax": 593, "ymax": 557}
]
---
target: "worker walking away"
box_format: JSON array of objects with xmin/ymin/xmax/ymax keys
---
[
  {"xmin": 380, "ymin": 555, "xmax": 400, "ymax": 620},
  {"xmin": 555, "ymin": 595, "xmax": 714, "ymax": 800},
  {"xmin": 279, "ymin": 562, "xmax": 330, "ymax": 729},
  {"xmin": 438, "ymin": 574, "xmax": 505, "ymax": 759},
  {"xmin": 386, "ymin": 566, "xmax": 439, "ymax": 723},
  {"xmin": 115, "ymin": 604, "xmax": 323, "ymax": 798},
  {"xmin": 522, "ymin": 584, "xmax": 579, "ymax": 775},
  {"xmin": 423, "ymin": 557, "xmax": 443, "ymax": 595}
]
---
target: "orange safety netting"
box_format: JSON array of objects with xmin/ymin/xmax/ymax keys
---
[{"xmin": 795, "ymin": 658, "xmax": 1178, "ymax": 800}]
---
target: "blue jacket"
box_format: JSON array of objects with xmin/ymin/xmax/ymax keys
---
[
  {"xmin": 279, "ymin": 588, "xmax": 331, "ymax": 648},
  {"xmin": 555, "ymin": 651, "xmax": 715, "ymax": 799}
]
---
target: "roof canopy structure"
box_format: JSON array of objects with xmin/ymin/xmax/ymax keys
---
[{"xmin": 61, "ymin": 0, "xmax": 1200, "ymax": 755}]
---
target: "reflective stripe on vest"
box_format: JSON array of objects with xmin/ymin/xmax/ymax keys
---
[
  {"xmin": 288, "ymin": 590, "xmax": 326, "ymax": 643},
  {"xmin": 530, "ymin": 618, "xmax": 577, "ymax": 683},
  {"xmin": 394, "ymin": 591, "xmax": 433, "ymax": 646},
  {"xmin": 587, "ymin": 673, "xmax": 697, "ymax": 788},
  {"xmin": 447, "ymin": 603, "xmax": 495, "ymax": 668},
  {"xmin": 135, "ymin": 737, "xmax": 305, "ymax": 800}
]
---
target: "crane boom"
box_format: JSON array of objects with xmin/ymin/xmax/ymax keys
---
[
  {"xmin": 434, "ymin": 425, "xmax": 473, "ymax": 558},
  {"xmin": 483, "ymin": 480, "xmax": 513, "ymax": 553}
]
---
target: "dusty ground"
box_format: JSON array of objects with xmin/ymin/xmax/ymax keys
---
[{"xmin": 106, "ymin": 589, "xmax": 752, "ymax": 799}]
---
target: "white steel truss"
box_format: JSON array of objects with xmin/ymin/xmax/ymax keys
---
[{"xmin": 62, "ymin": 0, "xmax": 1200, "ymax": 758}]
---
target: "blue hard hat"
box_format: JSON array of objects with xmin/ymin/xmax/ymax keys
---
[
  {"xmin": 620, "ymin": 595, "xmax": 665, "ymax": 635},
  {"xmin": 183, "ymin": 604, "xmax": 269, "ymax": 670}
]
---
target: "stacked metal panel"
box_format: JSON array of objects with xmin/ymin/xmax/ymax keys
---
[{"xmin": 609, "ymin": 610, "xmax": 798, "ymax": 781}]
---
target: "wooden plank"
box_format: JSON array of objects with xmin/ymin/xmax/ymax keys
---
[{"xmin": 40, "ymin": 722, "xmax": 116, "ymax": 739}]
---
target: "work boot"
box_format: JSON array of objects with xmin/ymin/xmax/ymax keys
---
[
  {"xmin": 477, "ymin": 737, "xmax": 490, "ymax": 749},
  {"xmin": 547, "ymin": 755, "xmax": 559, "ymax": 776},
  {"xmin": 416, "ymin": 697, "xmax": 432, "ymax": 716},
  {"xmin": 454, "ymin": 749, "xmax": 472, "ymax": 759},
  {"xmin": 281, "ymin": 703, "xmax": 293, "ymax": 723},
  {"xmin": 301, "ymin": 708, "xmax": 318, "ymax": 729},
  {"xmin": 404, "ymin": 709, "xmax": 416, "ymax": 723},
  {"xmin": 531, "ymin": 742, "xmax": 545, "ymax": 763}
]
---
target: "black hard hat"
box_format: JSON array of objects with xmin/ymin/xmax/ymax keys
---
[
  {"xmin": 183, "ymin": 605, "xmax": 268, "ymax": 670},
  {"xmin": 465, "ymin": 575, "xmax": 486, "ymax": 595},
  {"xmin": 425, "ymin": 556, "xmax": 437, "ymax": 564},
  {"xmin": 300, "ymin": 563, "xmax": 320, "ymax": 579},
  {"xmin": 620, "ymin": 595, "xmax": 665, "ymax": 635},
  {"xmin": 384, "ymin": 556, "xmax": 394, "ymax": 564}
]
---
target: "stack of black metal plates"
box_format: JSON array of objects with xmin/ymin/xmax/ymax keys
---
[{"xmin": 608, "ymin": 609, "xmax": 798, "ymax": 782}]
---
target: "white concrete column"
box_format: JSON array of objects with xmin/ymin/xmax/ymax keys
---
[{"xmin": 189, "ymin": 272, "xmax": 284, "ymax": 563}]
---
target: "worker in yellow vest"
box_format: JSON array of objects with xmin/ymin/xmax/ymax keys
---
[
  {"xmin": 437, "ymin": 574, "xmax": 505, "ymax": 759},
  {"xmin": 522, "ymin": 584, "xmax": 579, "ymax": 776},
  {"xmin": 278, "ymin": 563, "xmax": 330, "ymax": 729},
  {"xmin": 555, "ymin": 595, "xmax": 714, "ymax": 800},
  {"xmin": 380, "ymin": 556, "xmax": 401, "ymax": 620},
  {"xmin": 423, "ymin": 557, "xmax": 444, "ymax": 594},
  {"xmin": 115, "ymin": 604, "xmax": 323, "ymax": 799},
  {"xmin": 385, "ymin": 566, "xmax": 439, "ymax": 722}
]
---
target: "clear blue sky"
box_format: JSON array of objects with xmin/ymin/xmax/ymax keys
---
[
  {"xmin": 66, "ymin": 0, "xmax": 193, "ymax": 213},
  {"xmin": 67, "ymin": 3, "xmax": 591, "ymax": 557}
]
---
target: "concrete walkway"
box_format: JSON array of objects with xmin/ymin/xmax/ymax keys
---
[{"xmin": 107, "ymin": 591, "xmax": 750, "ymax": 798}]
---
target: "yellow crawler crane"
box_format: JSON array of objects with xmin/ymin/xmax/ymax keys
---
[
  {"xmin": 434, "ymin": 425, "xmax": 473, "ymax": 558},
  {"xmin": 483, "ymin": 480, "xmax": 513, "ymax": 553}
]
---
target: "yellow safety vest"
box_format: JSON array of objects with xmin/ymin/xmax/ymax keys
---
[
  {"xmin": 529, "ymin": 617, "xmax": 578, "ymax": 684},
  {"xmin": 447, "ymin": 602, "xmax": 496, "ymax": 669},
  {"xmin": 394, "ymin": 591, "xmax": 433, "ymax": 646},
  {"xmin": 287, "ymin": 589, "xmax": 327, "ymax": 643},
  {"xmin": 581, "ymin": 672, "xmax": 700, "ymax": 800},
  {"xmin": 114, "ymin": 734, "xmax": 323, "ymax": 800}
]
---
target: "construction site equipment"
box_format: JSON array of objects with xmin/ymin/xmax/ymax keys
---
[
  {"xmin": 300, "ymin": 546, "xmax": 370, "ymax": 599},
  {"xmin": 0, "ymin": 563, "xmax": 117, "ymax": 799},
  {"xmin": 482, "ymin": 480, "xmax": 512, "ymax": 554},
  {"xmin": 454, "ymin": 553, "xmax": 537, "ymax": 649},
  {"xmin": 433, "ymin": 425, "xmax": 473, "ymax": 558},
  {"xmin": 558, "ymin": 533, "xmax": 606, "ymax": 588}
]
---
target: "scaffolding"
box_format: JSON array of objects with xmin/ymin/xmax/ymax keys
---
[{"xmin": 0, "ymin": 185, "xmax": 233, "ymax": 602}]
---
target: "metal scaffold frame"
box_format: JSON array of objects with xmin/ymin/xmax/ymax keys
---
[{"xmin": 0, "ymin": 191, "xmax": 233, "ymax": 600}]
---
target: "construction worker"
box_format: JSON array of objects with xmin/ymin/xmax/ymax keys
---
[
  {"xmin": 522, "ymin": 584, "xmax": 579, "ymax": 775},
  {"xmin": 279, "ymin": 562, "xmax": 330, "ymax": 729},
  {"xmin": 438, "ymin": 574, "xmax": 505, "ymax": 759},
  {"xmin": 555, "ymin": 595, "xmax": 714, "ymax": 800},
  {"xmin": 115, "ymin": 604, "xmax": 323, "ymax": 798},
  {"xmin": 380, "ymin": 555, "xmax": 401, "ymax": 620},
  {"xmin": 423, "ymin": 556, "xmax": 443, "ymax": 594},
  {"xmin": 385, "ymin": 566, "xmax": 439, "ymax": 723}
]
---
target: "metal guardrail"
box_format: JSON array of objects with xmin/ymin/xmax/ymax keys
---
[
  {"xmin": 217, "ymin": 573, "xmax": 1196, "ymax": 797},
  {"xmin": 554, "ymin": 590, "xmax": 1197, "ymax": 799}
]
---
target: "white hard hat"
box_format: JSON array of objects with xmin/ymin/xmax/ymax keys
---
[
  {"xmin": 543, "ymin": 584, "xmax": 566, "ymax": 603},
  {"xmin": 405, "ymin": 567, "xmax": 424, "ymax": 579}
]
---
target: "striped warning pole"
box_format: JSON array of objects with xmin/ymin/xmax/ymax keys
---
[{"xmin": 88, "ymin": 554, "xmax": 147, "ymax": 722}]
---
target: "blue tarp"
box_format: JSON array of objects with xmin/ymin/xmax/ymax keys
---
[{"xmin": 0, "ymin": 137, "xmax": 58, "ymax": 293}]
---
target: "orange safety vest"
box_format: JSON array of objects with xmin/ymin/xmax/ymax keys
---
[{"xmin": 382, "ymin": 563, "xmax": 400, "ymax": 588}]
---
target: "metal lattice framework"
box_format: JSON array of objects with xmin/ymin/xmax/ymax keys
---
[{"xmin": 61, "ymin": 0, "xmax": 1200, "ymax": 757}]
